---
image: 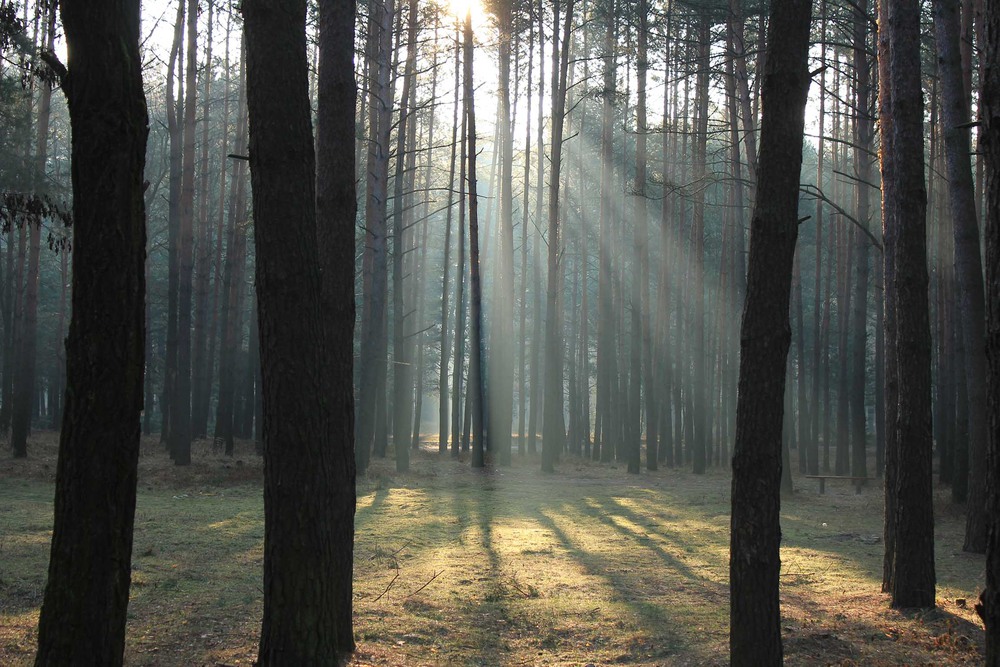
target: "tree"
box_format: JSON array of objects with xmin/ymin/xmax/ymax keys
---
[
  {"xmin": 33, "ymin": 0, "xmax": 148, "ymax": 660},
  {"xmin": 170, "ymin": 0, "xmax": 197, "ymax": 466},
  {"xmin": 932, "ymin": 0, "xmax": 988, "ymax": 554},
  {"xmin": 9, "ymin": 0, "xmax": 55, "ymax": 459},
  {"xmin": 729, "ymin": 0, "xmax": 812, "ymax": 662},
  {"xmin": 357, "ymin": 0, "xmax": 394, "ymax": 473},
  {"xmin": 976, "ymin": 0, "xmax": 1000, "ymax": 653},
  {"xmin": 879, "ymin": 0, "xmax": 936, "ymax": 609},
  {"xmin": 242, "ymin": 0, "xmax": 356, "ymax": 660},
  {"xmin": 464, "ymin": 3, "xmax": 487, "ymax": 468},
  {"xmin": 542, "ymin": 0, "xmax": 574, "ymax": 473}
]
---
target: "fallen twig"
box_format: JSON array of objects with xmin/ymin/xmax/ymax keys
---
[{"xmin": 404, "ymin": 570, "xmax": 442, "ymax": 599}]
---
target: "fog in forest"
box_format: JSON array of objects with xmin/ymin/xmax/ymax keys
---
[{"xmin": 1, "ymin": 0, "xmax": 998, "ymax": 663}]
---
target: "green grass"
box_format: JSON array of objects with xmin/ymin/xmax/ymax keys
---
[{"xmin": 0, "ymin": 434, "xmax": 987, "ymax": 665}]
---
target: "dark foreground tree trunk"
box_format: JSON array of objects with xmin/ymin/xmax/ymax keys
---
[
  {"xmin": 243, "ymin": 0, "xmax": 356, "ymax": 661},
  {"xmin": 880, "ymin": 0, "xmax": 936, "ymax": 610},
  {"xmin": 34, "ymin": 0, "xmax": 148, "ymax": 662},
  {"xmin": 977, "ymin": 0, "xmax": 1000, "ymax": 655},
  {"xmin": 729, "ymin": 0, "xmax": 812, "ymax": 662}
]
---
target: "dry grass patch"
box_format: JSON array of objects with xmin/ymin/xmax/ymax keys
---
[{"xmin": 0, "ymin": 432, "xmax": 987, "ymax": 665}]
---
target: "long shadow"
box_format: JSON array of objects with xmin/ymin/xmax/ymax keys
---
[
  {"xmin": 354, "ymin": 484, "xmax": 390, "ymax": 527},
  {"xmin": 583, "ymin": 495, "xmax": 726, "ymax": 588},
  {"xmin": 530, "ymin": 506, "xmax": 715, "ymax": 664},
  {"xmin": 445, "ymin": 474, "xmax": 515, "ymax": 667}
]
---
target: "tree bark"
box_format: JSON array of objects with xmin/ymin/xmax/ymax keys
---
[
  {"xmin": 977, "ymin": 0, "xmax": 1000, "ymax": 651},
  {"xmin": 34, "ymin": 0, "xmax": 147, "ymax": 660},
  {"xmin": 880, "ymin": 0, "xmax": 936, "ymax": 609},
  {"xmin": 243, "ymin": 0, "xmax": 355, "ymax": 659},
  {"xmin": 729, "ymin": 0, "xmax": 812, "ymax": 660}
]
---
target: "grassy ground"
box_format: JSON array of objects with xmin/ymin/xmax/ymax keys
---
[{"xmin": 0, "ymin": 432, "xmax": 986, "ymax": 666}]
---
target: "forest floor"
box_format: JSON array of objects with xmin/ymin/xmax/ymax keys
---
[{"xmin": 0, "ymin": 432, "xmax": 986, "ymax": 666}]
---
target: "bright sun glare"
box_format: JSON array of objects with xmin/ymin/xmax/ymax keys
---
[{"xmin": 447, "ymin": 0, "xmax": 487, "ymax": 24}]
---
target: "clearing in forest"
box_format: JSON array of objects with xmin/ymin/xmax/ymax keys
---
[{"xmin": 0, "ymin": 434, "xmax": 985, "ymax": 665}]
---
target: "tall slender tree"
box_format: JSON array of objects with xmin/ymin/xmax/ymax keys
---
[
  {"xmin": 880, "ymin": 0, "xmax": 936, "ymax": 609},
  {"xmin": 729, "ymin": 0, "xmax": 812, "ymax": 662}
]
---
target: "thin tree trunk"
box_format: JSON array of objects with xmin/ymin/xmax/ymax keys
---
[
  {"xmin": 542, "ymin": 0, "xmax": 574, "ymax": 472},
  {"xmin": 464, "ymin": 6, "xmax": 486, "ymax": 468}
]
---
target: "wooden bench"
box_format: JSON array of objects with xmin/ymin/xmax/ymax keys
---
[{"xmin": 804, "ymin": 475, "xmax": 871, "ymax": 495}]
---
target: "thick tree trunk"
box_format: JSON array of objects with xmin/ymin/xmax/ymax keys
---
[
  {"xmin": 977, "ymin": 0, "xmax": 1000, "ymax": 651},
  {"xmin": 729, "ymin": 0, "xmax": 812, "ymax": 661},
  {"xmin": 314, "ymin": 0, "xmax": 358, "ymax": 651},
  {"xmin": 34, "ymin": 0, "xmax": 147, "ymax": 660},
  {"xmin": 880, "ymin": 0, "xmax": 936, "ymax": 609},
  {"xmin": 243, "ymin": 0, "xmax": 355, "ymax": 659}
]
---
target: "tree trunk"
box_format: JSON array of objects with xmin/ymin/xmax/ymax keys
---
[
  {"xmin": 191, "ymin": 0, "xmax": 215, "ymax": 440},
  {"xmin": 439, "ymin": 24, "xmax": 460, "ymax": 455},
  {"xmin": 851, "ymin": 0, "xmax": 873, "ymax": 481},
  {"xmin": 34, "ymin": 0, "xmax": 147, "ymax": 660},
  {"xmin": 213, "ymin": 52, "xmax": 248, "ymax": 456},
  {"xmin": 170, "ymin": 0, "xmax": 197, "ymax": 466},
  {"xmin": 542, "ymin": 0, "xmax": 574, "ymax": 472},
  {"xmin": 691, "ymin": 16, "xmax": 710, "ymax": 475},
  {"xmin": 730, "ymin": 0, "xmax": 812, "ymax": 660},
  {"xmin": 356, "ymin": 0, "xmax": 393, "ymax": 473},
  {"xmin": 391, "ymin": 0, "xmax": 418, "ymax": 473},
  {"xmin": 933, "ymin": 0, "xmax": 989, "ymax": 553},
  {"xmin": 880, "ymin": 0, "xmax": 936, "ymax": 608},
  {"xmin": 243, "ymin": 0, "xmax": 356, "ymax": 658},
  {"xmin": 162, "ymin": 0, "xmax": 185, "ymax": 445},
  {"xmin": 464, "ymin": 5, "xmax": 487, "ymax": 468},
  {"xmin": 976, "ymin": 0, "xmax": 1000, "ymax": 651},
  {"xmin": 489, "ymin": 0, "xmax": 516, "ymax": 467},
  {"xmin": 10, "ymin": 1, "xmax": 55, "ymax": 458}
]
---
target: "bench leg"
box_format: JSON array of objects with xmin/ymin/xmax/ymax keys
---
[{"xmin": 819, "ymin": 479, "xmax": 825, "ymax": 494}]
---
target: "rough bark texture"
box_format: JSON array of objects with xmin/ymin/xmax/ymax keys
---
[
  {"xmin": 729, "ymin": 0, "xmax": 812, "ymax": 661},
  {"xmin": 880, "ymin": 0, "xmax": 936, "ymax": 609},
  {"xmin": 243, "ymin": 0, "xmax": 355, "ymax": 660},
  {"xmin": 34, "ymin": 0, "xmax": 148, "ymax": 661},
  {"xmin": 977, "ymin": 0, "xmax": 1000, "ymax": 655},
  {"xmin": 315, "ymin": 0, "xmax": 358, "ymax": 652}
]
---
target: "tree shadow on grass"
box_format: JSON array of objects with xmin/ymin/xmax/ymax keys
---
[{"xmin": 530, "ymin": 505, "xmax": 721, "ymax": 665}]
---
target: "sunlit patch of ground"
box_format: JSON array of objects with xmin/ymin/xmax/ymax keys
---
[{"xmin": 0, "ymin": 431, "xmax": 986, "ymax": 665}]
